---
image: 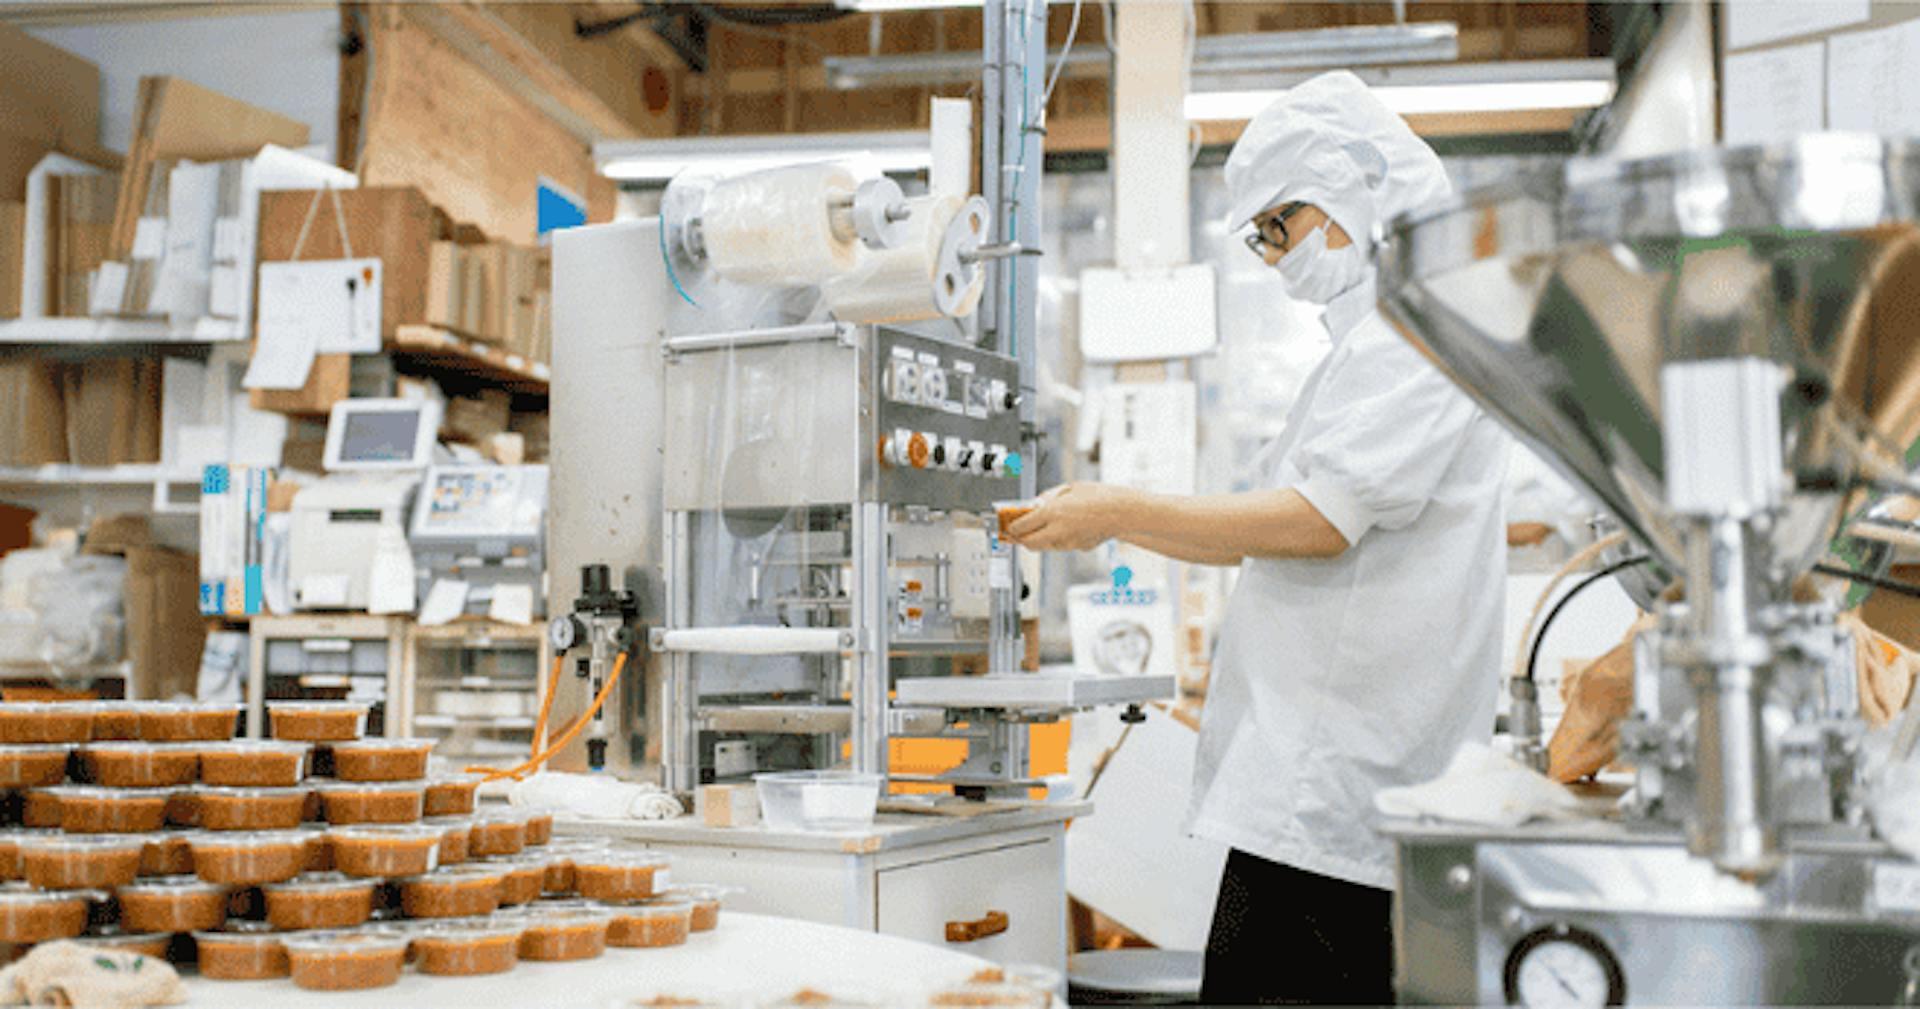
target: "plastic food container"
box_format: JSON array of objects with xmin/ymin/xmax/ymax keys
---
[
  {"xmin": 468, "ymin": 809, "xmax": 529, "ymax": 857},
  {"xmin": 188, "ymin": 831, "xmax": 307, "ymax": 885},
  {"xmin": 77, "ymin": 931, "xmax": 171, "ymax": 959},
  {"xmin": 164, "ymin": 789, "xmax": 200, "ymax": 829},
  {"xmin": 0, "ymin": 702, "xmax": 94, "ymax": 744},
  {"xmin": 510, "ymin": 906, "xmax": 612, "ymax": 961},
  {"xmin": 193, "ymin": 924, "xmax": 291, "ymax": 980},
  {"xmin": 330, "ymin": 824, "xmax": 441, "ymax": 877},
  {"xmin": 753, "ymin": 771, "xmax": 882, "ymax": 832},
  {"xmin": 616, "ymin": 995, "xmax": 739, "ymax": 1009},
  {"xmin": 0, "ymin": 888, "xmax": 89, "ymax": 942},
  {"xmin": 317, "ymin": 781, "xmax": 425, "ymax": 825},
  {"xmin": 139, "ymin": 702, "xmax": 239, "ymax": 743},
  {"xmin": 413, "ymin": 920, "xmax": 522, "ymax": 976},
  {"xmin": 525, "ymin": 811, "xmax": 555, "ymax": 846},
  {"xmin": 198, "ymin": 740, "xmax": 310, "ymax": 787},
  {"xmin": 0, "ymin": 744, "xmax": 70, "ymax": 788},
  {"xmin": 331, "ymin": 737, "xmax": 435, "ymax": 782},
  {"xmin": 0, "ymin": 829, "xmax": 56, "ymax": 881},
  {"xmin": 19, "ymin": 789, "xmax": 60, "ymax": 828},
  {"xmin": 263, "ymin": 872, "xmax": 377, "ymax": 930},
  {"xmin": 116, "ymin": 875, "xmax": 229, "ymax": 933},
  {"xmin": 283, "ymin": 929, "xmax": 409, "ymax": 991},
  {"xmin": 492, "ymin": 854, "xmax": 547, "ymax": 906},
  {"xmin": 574, "ymin": 851, "xmax": 670, "ymax": 902},
  {"xmin": 662, "ymin": 883, "xmax": 735, "ymax": 932},
  {"xmin": 267, "ymin": 701, "xmax": 370, "ymax": 742},
  {"xmin": 424, "ymin": 816, "xmax": 472, "ymax": 866},
  {"xmin": 88, "ymin": 702, "xmax": 142, "ymax": 741},
  {"xmin": 49, "ymin": 785, "xmax": 170, "ymax": 834},
  {"xmin": 77, "ymin": 742, "xmax": 200, "ymax": 788},
  {"xmin": 194, "ymin": 785, "xmax": 308, "ymax": 831},
  {"xmin": 19, "ymin": 834, "xmax": 143, "ymax": 889},
  {"xmin": 760, "ymin": 991, "xmax": 885, "ymax": 1008},
  {"xmin": 399, "ymin": 865, "xmax": 505, "ymax": 918},
  {"xmin": 138, "ymin": 831, "xmax": 197, "ymax": 877},
  {"xmin": 423, "ymin": 774, "xmax": 480, "ymax": 817},
  {"xmin": 604, "ymin": 898, "xmax": 693, "ymax": 948}
]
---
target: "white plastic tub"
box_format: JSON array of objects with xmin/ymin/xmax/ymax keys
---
[{"xmin": 752, "ymin": 770, "xmax": 882, "ymax": 832}]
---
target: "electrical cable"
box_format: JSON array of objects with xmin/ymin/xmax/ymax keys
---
[
  {"xmin": 1039, "ymin": 0, "xmax": 1084, "ymax": 110},
  {"xmin": 1814, "ymin": 563, "xmax": 1920, "ymax": 602},
  {"xmin": 698, "ymin": 2, "xmax": 851, "ymax": 27},
  {"xmin": 1524, "ymin": 555, "xmax": 1652, "ymax": 685},
  {"xmin": 660, "ymin": 213, "xmax": 700, "ymax": 308}
]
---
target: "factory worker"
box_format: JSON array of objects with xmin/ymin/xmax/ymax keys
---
[{"xmin": 1008, "ymin": 71, "xmax": 1510, "ymax": 1005}]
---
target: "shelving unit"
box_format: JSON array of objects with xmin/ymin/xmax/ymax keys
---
[
  {"xmin": 390, "ymin": 324, "xmax": 550, "ymax": 394},
  {"xmin": 0, "ymin": 316, "xmax": 244, "ymax": 345},
  {"xmin": 402, "ymin": 619, "xmax": 550, "ymax": 762}
]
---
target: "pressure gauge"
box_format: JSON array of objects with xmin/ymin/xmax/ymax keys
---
[
  {"xmin": 1504, "ymin": 925, "xmax": 1624, "ymax": 1009},
  {"xmin": 548, "ymin": 615, "xmax": 584, "ymax": 653}
]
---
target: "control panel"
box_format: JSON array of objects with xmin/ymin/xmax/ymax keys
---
[{"xmin": 871, "ymin": 327, "xmax": 1023, "ymax": 510}]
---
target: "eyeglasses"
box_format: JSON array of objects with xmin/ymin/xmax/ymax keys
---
[{"xmin": 1243, "ymin": 202, "xmax": 1309, "ymax": 257}]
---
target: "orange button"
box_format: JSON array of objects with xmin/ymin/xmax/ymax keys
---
[{"xmin": 907, "ymin": 433, "xmax": 930, "ymax": 469}]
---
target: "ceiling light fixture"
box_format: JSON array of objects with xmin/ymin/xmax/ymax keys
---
[
  {"xmin": 596, "ymin": 131, "xmax": 934, "ymax": 183},
  {"xmin": 1186, "ymin": 59, "xmax": 1617, "ymax": 120}
]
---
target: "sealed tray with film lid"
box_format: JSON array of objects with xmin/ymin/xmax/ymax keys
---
[
  {"xmin": 660, "ymin": 883, "xmax": 739, "ymax": 931},
  {"xmin": 19, "ymin": 834, "xmax": 143, "ymax": 889},
  {"xmin": 116, "ymin": 874, "xmax": 229, "ymax": 933},
  {"xmin": 77, "ymin": 742, "xmax": 200, "ymax": 788},
  {"xmin": 488, "ymin": 852, "xmax": 548, "ymax": 905},
  {"xmin": 0, "ymin": 702, "xmax": 94, "ymax": 744},
  {"xmin": 469, "ymin": 808, "xmax": 530, "ymax": 857},
  {"xmin": 188, "ymin": 830, "xmax": 307, "ymax": 885},
  {"xmin": 331, "ymin": 737, "xmax": 435, "ymax": 782},
  {"xmin": 0, "ymin": 888, "xmax": 91, "ymax": 942},
  {"xmin": 266, "ymin": 701, "xmax": 370, "ymax": 742},
  {"xmin": 753, "ymin": 770, "xmax": 881, "ymax": 832},
  {"xmin": 76, "ymin": 930, "xmax": 170, "ymax": 959},
  {"xmin": 424, "ymin": 815, "xmax": 472, "ymax": 865},
  {"xmin": 263, "ymin": 872, "xmax": 377, "ymax": 930},
  {"xmin": 139, "ymin": 702, "xmax": 238, "ymax": 742},
  {"xmin": 0, "ymin": 829, "xmax": 56, "ymax": 880},
  {"xmin": 283, "ymin": 928, "xmax": 410, "ymax": 991},
  {"xmin": 193, "ymin": 785, "xmax": 308, "ymax": 830},
  {"xmin": 88, "ymin": 702, "xmax": 140, "ymax": 741},
  {"xmin": 193, "ymin": 922, "xmax": 291, "ymax": 980},
  {"xmin": 574, "ymin": 850, "xmax": 670, "ymax": 902},
  {"xmin": 505, "ymin": 904, "xmax": 613, "ymax": 961},
  {"xmin": 412, "ymin": 919, "xmax": 522, "ymax": 976},
  {"xmin": 50, "ymin": 785, "xmax": 170, "ymax": 834},
  {"xmin": 138, "ymin": 830, "xmax": 197, "ymax": 876},
  {"xmin": 423, "ymin": 773, "xmax": 481, "ymax": 816},
  {"xmin": 295, "ymin": 823, "xmax": 333, "ymax": 872},
  {"xmin": 317, "ymin": 780, "xmax": 425, "ymax": 824},
  {"xmin": 399, "ymin": 864, "xmax": 505, "ymax": 918},
  {"xmin": 0, "ymin": 744, "xmax": 70, "ymax": 788},
  {"xmin": 198, "ymin": 740, "xmax": 309, "ymax": 787},
  {"xmin": 19, "ymin": 788, "xmax": 60, "ymax": 828},
  {"xmin": 603, "ymin": 898, "xmax": 693, "ymax": 948},
  {"xmin": 330, "ymin": 823, "xmax": 442, "ymax": 877}
]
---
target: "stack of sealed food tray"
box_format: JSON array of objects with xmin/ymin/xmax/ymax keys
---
[{"xmin": 0, "ymin": 698, "xmax": 736, "ymax": 992}]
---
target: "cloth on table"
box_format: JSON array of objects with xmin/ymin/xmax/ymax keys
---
[
  {"xmin": 1374, "ymin": 742, "xmax": 1580, "ymax": 828},
  {"xmin": 507, "ymin": 771, "xmax": 684, "ymax": 820},
  {"xmin": 0, "ymin": 941, "xmax": 185, "ymax": 1008}
]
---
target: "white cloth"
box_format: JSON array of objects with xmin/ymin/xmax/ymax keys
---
[
  {"xmin": 1187, "ymin": 76, "xmax": 1509, "ymax": 890},
  {"xmin": 507, "ymin": 771, "xmax": 685, "ymax": 820},
  {"xmin": 1374, "ymin": 742, "xmax": 1580, "ymax": 828}
]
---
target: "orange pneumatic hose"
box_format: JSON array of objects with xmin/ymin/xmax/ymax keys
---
[{"xmin": 471, "ymin": 651, "xmax": 627, "ymax": 784}]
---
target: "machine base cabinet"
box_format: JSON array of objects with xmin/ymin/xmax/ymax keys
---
[{"xmin": 561, "ymin": 807, "xmax": 1074, "ymax": 971}]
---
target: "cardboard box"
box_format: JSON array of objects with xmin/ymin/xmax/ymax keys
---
[
  {"xmin": 81, "ymin": 513, "xmax": 153, "ymax": 556},
  {"xmin": 256, "ymin": 187, "xmax": 451, "ymax": 341},
  {"xmin": 247, "ymin": 352, "xmax": 350, "ymax": 417},
  {"xmin": 424, "ymin": 241, "xmax": 463, "ymax": 331},
  {"xmin": 0, "ymin": 25, "xmax": 102, "ymax": 200},
  {"xmin": 125, "ymin": 546, "xmax": 205, "ymax": 700},
  {"xmin": 443, "ymin": 389, "xmax": 511, "ymax": 444},
  {"xmin": 1863, "ymin": 564, "xmax": 1920, "ymax": 653},
  {"xmin": 63, "ymin": 357, "xmax": 161, "ymax": 466},
  {"xmin": 0, "ymin": 199, "xmax": 19, "ymax": 319},
  {"xmin": 0, "ymin": 360, "xmax": 67, "ymax": 466}
]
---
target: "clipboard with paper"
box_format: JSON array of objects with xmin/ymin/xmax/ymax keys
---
[{"xmin": 244, "ymin": 186, "xmax": 382, "ymax": 391}]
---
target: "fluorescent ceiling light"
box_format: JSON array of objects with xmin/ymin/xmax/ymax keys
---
[
  {"xmin": 824, "ymin": 23, "xmax": 1458, "ymax": 89},
  {"xmin": 1187, "ymin": 59, "xmax": 1616, "ymax": 120},
  {"xmin": 596, "ymin": 131, "xmax": 932, "ymax": 183}
]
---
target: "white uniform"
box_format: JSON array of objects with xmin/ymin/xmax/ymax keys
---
[{"xmin": 1184, "ymin": 273, "xmax": 1510, "ymax": 889}]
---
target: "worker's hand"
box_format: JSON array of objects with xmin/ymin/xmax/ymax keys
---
[
  {"xmin": 1006, "ymin": 483, "xmax": 1140, "ymax": 552},
  {"xmin": 1546, "ymin": 635, "xmax": 1637, "ymax": 783}
]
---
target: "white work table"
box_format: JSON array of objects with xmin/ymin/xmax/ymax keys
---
[
  {"xmin": 558, "ymin": 803, "xmax": 1089, "ymax": 970},
  {"xmin": 186, "ymin": 912, "xmax": 993, "ymax": 1007}
]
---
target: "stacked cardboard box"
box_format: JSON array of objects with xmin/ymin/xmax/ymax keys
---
[
  {"xmin": 45, "ymin": 172, "xmax": 117, "ymax": 317},
  {"xmin": 423, "ymin": 239, "xmax": 552, "ymax": 362},
  {"xmin": 0, "ymin": 200, "xmax": 19, "ymax": 319},
  {"xmin": 0, "ymin": 358, "xmax": 163, "ymax": 467}
]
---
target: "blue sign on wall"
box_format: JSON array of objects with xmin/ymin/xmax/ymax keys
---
[{"xmin": 537, "ymin": 176, "xmax": 587, "ymax": 240}]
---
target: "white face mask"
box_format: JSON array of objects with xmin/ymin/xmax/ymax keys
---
[{"xmin": 1274, "ymin": 224, "xmax": 1368, "ymax": 305}]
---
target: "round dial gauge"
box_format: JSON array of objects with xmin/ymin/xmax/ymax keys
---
[
  {"xmin": 548, "ymin": 615, "xmax": 583, "ymax": 652},
  {"xmin": 1504, "ymin": 925, "xmax": 1623, "ymax": 1009}
]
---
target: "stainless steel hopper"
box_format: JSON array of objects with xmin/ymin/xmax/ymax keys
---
[{"xmin": 1378, "ymin": 134, "xmax": 1920, "ymax": 581}]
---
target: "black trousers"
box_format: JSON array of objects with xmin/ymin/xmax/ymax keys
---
[{"xmin": 1200, "ymin": 848, "xmax": 1395, "ymax": 1006}]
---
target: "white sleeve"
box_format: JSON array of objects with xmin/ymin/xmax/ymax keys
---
[{"xmin": 1288, "ymin": 326, "xmax": 1484, "ymax": 545}]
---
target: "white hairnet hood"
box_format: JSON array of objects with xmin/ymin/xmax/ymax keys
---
[{"xmin": 1222, "ymin": 71, "xmax": 1453, "ymax": 254}]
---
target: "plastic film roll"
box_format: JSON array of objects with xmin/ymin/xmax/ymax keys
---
[
  {"xmin": 824, "ymin": 195, "xmax": 988, "ymax": 324},
  {"xmin": 701, "ymin": 163, "xmax": 859, "ymax": 286}
]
